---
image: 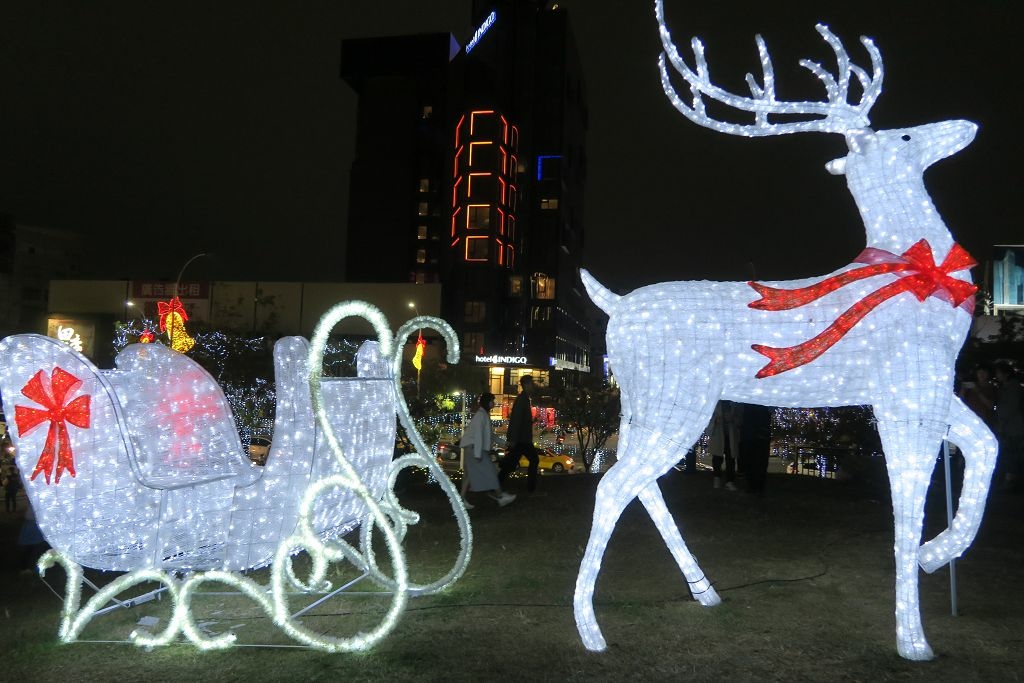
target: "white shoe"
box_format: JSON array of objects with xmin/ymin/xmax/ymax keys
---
[
  {"xmin": 490, "ymin": 492, "xmax": 516, "ymax": 507},
  {"xmin": 462, "ymin": 499, "xmax": 475, "ymax": 510}
]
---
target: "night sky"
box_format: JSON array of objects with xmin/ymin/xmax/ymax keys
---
[{"xmin": 0, "ymin": 1, "xmax": 1017, "ymax": 292}]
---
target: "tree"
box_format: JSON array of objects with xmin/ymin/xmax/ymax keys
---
[{"xmin": 552, "ymin": 377, "xmax": 620, "ymax": 473}]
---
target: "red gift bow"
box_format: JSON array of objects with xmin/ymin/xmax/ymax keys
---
[
  {"xmin": 14, "ymin": 366, "xmax": 91, "ymax": 484},
  {"xmin": 747, "ymin": 239, "xmax": 977, "ymax": 378},
  {"xmin": 157, "ymin": 296, "xmax": 189, "ymax": 333}
]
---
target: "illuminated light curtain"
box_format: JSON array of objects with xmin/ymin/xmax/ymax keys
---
[
  {"xmin": 0, "ymin": 301, "xmax": 472, "ymax": 650},
  {"xmin": 572, "ymin": 1, "xmax": 999, "ymax": 663}
]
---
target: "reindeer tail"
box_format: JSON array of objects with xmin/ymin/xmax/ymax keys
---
[{"xmin": 580, "ymin": 269, "xmax": 621, "ymax": 315}]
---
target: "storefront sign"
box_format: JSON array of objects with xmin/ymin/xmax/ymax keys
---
[
  {"xmin": 132, "ymin": 280, "xmax": 209, "ymax": 299},
  {"xmin": 46, "ymin": 318, "xmax": 96, "ymax": 357},
  {"xmin": 475, "ymin": 354, "xmax": 527, "ymax": 365}
]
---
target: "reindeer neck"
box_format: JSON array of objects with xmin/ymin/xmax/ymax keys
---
[{"xmin": 846, "ymin": 172, "xmax": 955, "ymax": 258}]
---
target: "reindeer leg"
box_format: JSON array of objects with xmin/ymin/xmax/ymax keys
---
[
  {"xmin": 876, "ymin": 416, "xmax": 944, "ymax": 661},
  {"xmin": 573, "ymin": 458, "xmax": 646, "ymax": 651},
  {"xmin": 637, "ymin": 482, "xmax": 721, "ymax": 606},
  {"xmin": 919, "ymin": 396, "xmax": 998, "ymax": 573}
]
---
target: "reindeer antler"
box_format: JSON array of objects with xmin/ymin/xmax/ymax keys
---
[{"xmin": 655, "ymin": 0, "xmax": 883, "ymax": 136}]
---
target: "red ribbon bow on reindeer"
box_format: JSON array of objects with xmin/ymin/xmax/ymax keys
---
[
  {"xmin": 157, "ymin": 296, "xmax": 189, "ymax": 333},
  {"xmin": 747, "ymin": 239, "xmax": 977, "ymax": 378},
  {"xmin": 14, "ymin": 367, "xmax": 91, "ymax": 484}
]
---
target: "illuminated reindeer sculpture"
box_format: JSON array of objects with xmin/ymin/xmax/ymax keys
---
[{"xmin": 574, "ymin": 0, "xmax": 997, "ymax": 660}]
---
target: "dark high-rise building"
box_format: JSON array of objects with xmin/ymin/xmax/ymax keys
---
[
  {"xmin": 341, "ymin": 33, "xmax": 459, "ymax": 285},
  {"xmin": 342, "ymin": 1, "xmax": 591, "ymax": 398}
]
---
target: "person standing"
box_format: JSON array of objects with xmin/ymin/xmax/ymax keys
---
[
  {"xmin": 993, "ymin": 363, "xmax": 1024, "ymax": 492},
  {"xmin": 459, "ymin": 393, "xmax": 516, "ymax": 508},
  {"xmin": 4, "ymin": 466, "xmax": 20, "ymax": 512},
  {"xmin": 960, "ymin": 363, "xmax": 997, "ymax": 427},
  {"xmin": 499, "ymin": 375, "xmax": 541, "ymax": 495},
  {"xmin": 708, "ymin": 401, "xmax": 738, "ymax": 491},
  {"xmin": 739, "ymin": 403, "xmax": 772, "ymax": 495}
]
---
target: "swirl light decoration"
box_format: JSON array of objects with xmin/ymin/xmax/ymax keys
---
[
  {"xmin": 572, "ymin": 1, "xmax": 998, "ymax": 661},
  {"xmin": 0, "ymin": 301, "xmax": 470, "ymax": 650}
]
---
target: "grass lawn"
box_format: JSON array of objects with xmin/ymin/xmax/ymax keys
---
[{"xmin": 1, "ymin": 467, "xmax": 1022, "ymax": 682}]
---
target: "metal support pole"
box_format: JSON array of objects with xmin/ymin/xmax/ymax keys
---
[{"xmin": 942, "ymin": 435, "xmax": 958, "ymax": 617}]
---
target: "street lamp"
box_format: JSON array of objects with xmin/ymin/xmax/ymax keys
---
[{"xmin": 174, "ymin": 252, "xmax": 211, "ymax": 298}]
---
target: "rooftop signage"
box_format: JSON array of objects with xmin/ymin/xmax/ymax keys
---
[{"xmin": 465, "ymin": 10, "xmax": 496, "ymax": 54}]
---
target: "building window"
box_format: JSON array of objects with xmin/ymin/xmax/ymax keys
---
[
  {"xmin": 488, "ymin": 367, "xmax": 504, "ymax": 396},
  {"xmin": 463, "ymin": 332, "xmax": 485, "ymax": 354},
  {"xmin": 414, "ymin": 271, "xmax": 427, "ymax": 284},
  {"xmin": 540, "ymin": 198, "xmax": 559, "ymax": 210},
  {"xmin": 532, "ymin": 274, "xmax": 555, "ymax": 299},
  {"xmin": 466, "ymin": 237, "xmax": 489, "ymax": 261},
  {"xmin": 422, "ymin": 105, "xmax": 433, "ymax": 119},
  {"xmin": 468, "ymin": 205, "xmax": 490, "ymax": 229},
  {"xmin": 416, "ymin": 248, "xmax": 427, "ymax": 264},
  {"xmin": 531, "ymin": 305, "xmax": 552, "ymax": 325},
  {"xmin": 465, "ymin": 300, "xmax": 486, "ymax": 323},
  {"xmin": 419, "ymin": 178, "xmax": 430, "ymax": 192},
  {"xmin": 417, "ymin": 225, "xmax": 428, "ymax": 240},
  {"xmin": 509, "ymin": 275, "xmax": 523, "ymax": 296}
]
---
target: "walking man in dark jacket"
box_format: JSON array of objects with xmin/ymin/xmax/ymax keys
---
[{"xmin": 499, "ymin": 375, "xmax": 540, "ymax": 494}]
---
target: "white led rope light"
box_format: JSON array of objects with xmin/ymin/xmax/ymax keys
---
[
  {"xmin": 9, "ymin": 300, "xmax": 472, "ymax": 651},
  {"xmin": 572, "ymin": 1, "xmax": 999, "ymax": 662}
]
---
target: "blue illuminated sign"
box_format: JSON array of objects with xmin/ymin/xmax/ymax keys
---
[
  {"xmin": 466, "ymin": 11, "xmax": 496, "ymax": 54},
  {"xmin": 537, "ymin": 155, "xmax": 562, "ymax": 181}
]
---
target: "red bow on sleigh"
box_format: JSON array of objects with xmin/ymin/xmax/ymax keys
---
[
  {"xmin": 15, "ymin": 367, "xmax": 91, "ymax": 484},
  {"xmin": 157, "ymin": 296, "xmax": 189, "ymax": 333},
  {"xmin": 747, "ymin": 239, "xmax": 977, "ymax": 378}
]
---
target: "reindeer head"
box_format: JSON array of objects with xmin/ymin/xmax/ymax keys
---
[
  {"xmin": 825, "ymin": 121, "xmax": 977, "ymax": 182},
  {"xmin": 655, "ymin": 0, "xmax": 978, "ymax": 237}
]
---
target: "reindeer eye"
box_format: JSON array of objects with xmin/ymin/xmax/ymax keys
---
[{"xmin": 901, "ymin": 134, "xmax": 911, "ymax": 141}]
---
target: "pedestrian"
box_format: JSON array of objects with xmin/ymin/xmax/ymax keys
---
[
  {"xmin": 959, "ymin": 362, "xmax": 997, "ymax": 427},
  {"xmin": 738, "ymin": 403, "xmax": 772, "ymax": 495},
  {"xmin": 707, "ymin": 401, "xmax": 738, "ymax": 491},
  {"xmin": 499, "ymin": 375, "xmax": 542, "ymax": 495},
  {"xmin": 4, "ymin": 465, "xmax": 20, "ymax": 512},
  {"xmin": 993, "ymin": 362, "xmax": 1024, "ymax": 492},
  {"xmin": 18, "ymin": 503, "xmax": 48, "ymax": 572},
  {"xmin": 459, "ymin": 393, "xmax": 516, "ymax": 508}
]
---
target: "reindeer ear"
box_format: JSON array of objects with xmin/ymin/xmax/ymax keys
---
[
  {"xmin": 844, "ymin": 128, "xmax": 874, "ymax": 154},
  {"xmin": 825, "ymin": 158, "xmax": 846, "ymax": 175}
]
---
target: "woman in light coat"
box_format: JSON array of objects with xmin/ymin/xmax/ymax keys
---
[{"xmin": 459, "ymin": 393, "xmax": 516, "ymax": 508}]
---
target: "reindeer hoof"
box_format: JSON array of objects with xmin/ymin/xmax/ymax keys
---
[
  {"xmin": 898, "ymin": 640, "xmax": 935, "ymax": 661},
  {"xmin": 918, "ymin": 540, "xmax": 956, "ymax": 574},
  {"xmin": 579, "ymin": 628, "xmax": 607, "ymax": 652}
]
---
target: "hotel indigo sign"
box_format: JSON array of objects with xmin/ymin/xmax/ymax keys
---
[
  {"xmin": 465, "ymin": 11, "xmax": 496, "ymax": 54},
  {"xmin": 474, "ymin": 354, "xmax": 527, "ymax": 365}
]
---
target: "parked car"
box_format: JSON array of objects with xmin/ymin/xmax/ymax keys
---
[
  {"xmin": 247, "ymin": 437, "xmax": 271, "ymax": 466},
  {"xmin": 436, "ymin": 441, "xmax": 460, "ymax": 462},
  {"xmin": 519, "ymin": 447, "xmax": 577, "ymax": 473}
]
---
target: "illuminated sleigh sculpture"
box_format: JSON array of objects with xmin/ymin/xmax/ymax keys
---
[
  {"xmin": 0, "ymin": 302, "xmax": 472, "ymax": 651},
  {"xmin": 573, "ymin": 1, "xmax": 998, "ymax": 662}
]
